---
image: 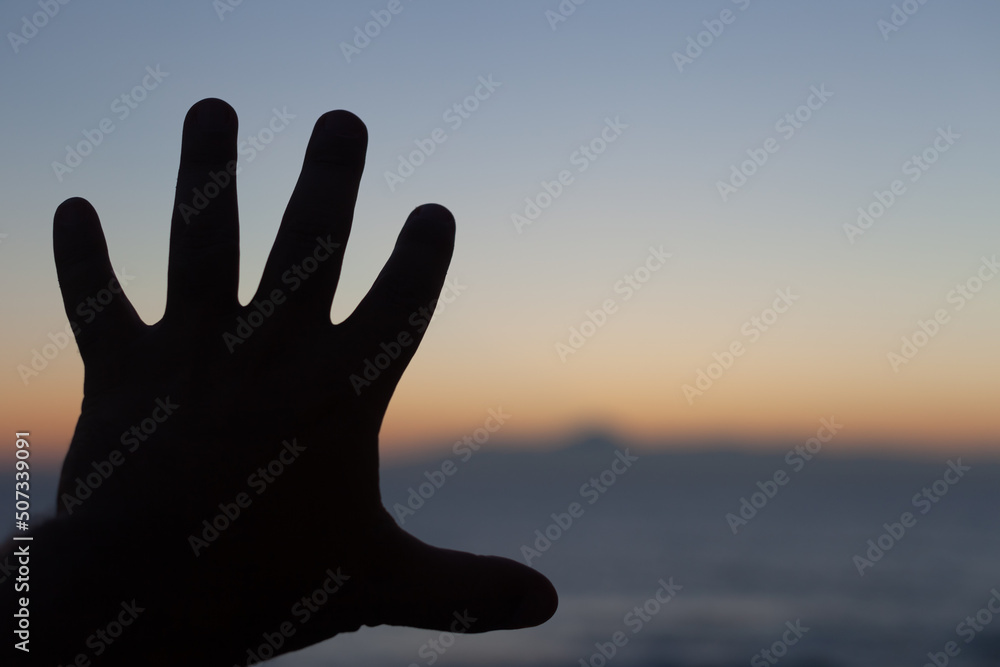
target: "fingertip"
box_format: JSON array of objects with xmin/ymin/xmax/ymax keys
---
[
  {"xmin": 303, "ymin": 110, "xmax": 368, "ymax": 168},
  {"xmin": 316, "ymin": 109, "xmax": 368, "ymax": 140},
  {"xmin": 54, "ymin": 198, "xmax": 102, "ymax": 264},
  {"xmin": 412, "ymin": 203, "xmax": 455, "ymax": 226},
  {"xmin": 54, "ymin": 197, "xmax": 95, "ymax": 226},
  {"xmin": 432, "ymin": 553, "xmax": 558, "ymax": 632},
  {"xmin": 489, "ymin": 558, "xmax": 558, "ymax": 630},
  {"xmin": 511, "ymin": 568, "xmax": 559, "ymax": 628},
  {"xmin": 401, "ymin": 203, "xmax": 456, "ymax": 245},
  {"xmin": 380, "ymin": 544, "xmax": 560, "ymax": 636},
  {"xmin": 186, "ymin": 98, "xmax": 238, "ymax": 132}
]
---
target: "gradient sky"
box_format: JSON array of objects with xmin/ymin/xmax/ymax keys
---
[{"xmin": 1, "ymin": 0, "xmax": 998, "ymax": 463}]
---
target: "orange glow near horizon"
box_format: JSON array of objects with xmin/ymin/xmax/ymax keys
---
[
  {"xmin": 3, "ymin": 288, "xmax": 996, "ymax": 467},
  {"xmin": 3, "ymin": 338, "xmax": 999, "ymax": 468}
]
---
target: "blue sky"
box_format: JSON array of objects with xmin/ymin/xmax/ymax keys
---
[{"xmin": 2, "ymin": 0, "xmax": 998, "ymax": 457}]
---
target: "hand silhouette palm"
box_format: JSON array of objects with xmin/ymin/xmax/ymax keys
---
[{"xmin": 51, "ymin": 98, "xmax": 556, "ymax": 664}]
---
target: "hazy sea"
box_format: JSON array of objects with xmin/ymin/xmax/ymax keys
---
[{"xmin": 7, "ymin": 435, "xmax": 1000, "ymax": 666}]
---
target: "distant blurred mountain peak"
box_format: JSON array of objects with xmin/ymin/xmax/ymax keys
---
[{"xmin": 564, "ymin": 428, "xmax": 624, "ymax": 455}]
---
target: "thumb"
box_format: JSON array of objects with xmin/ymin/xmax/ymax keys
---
[{"xmin": 375, "ymin": 530, "xmax": 558, "ymax": 633}]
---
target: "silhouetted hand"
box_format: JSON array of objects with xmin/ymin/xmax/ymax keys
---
[{"xmin": 33, "ymin": 98, "xmax": 555, "ymax": 665}]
